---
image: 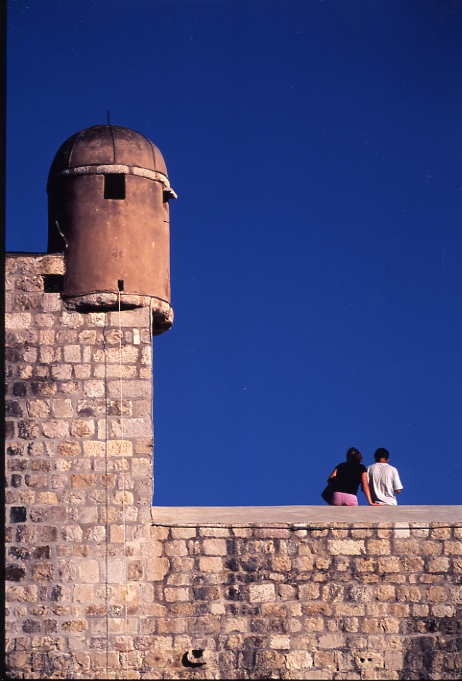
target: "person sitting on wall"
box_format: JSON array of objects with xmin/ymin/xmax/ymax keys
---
[
  {"xmin": 367, "ymin": 447, "xmax": 404, "ymax": 505},
  {"xmin": 327, "ymin": 448, "xmax": 379, "ymax": 506}
]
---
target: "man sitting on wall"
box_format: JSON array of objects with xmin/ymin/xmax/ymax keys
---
[{"xmin": 367, "ymin": 448, "xmax": 404, "ymax": 505}]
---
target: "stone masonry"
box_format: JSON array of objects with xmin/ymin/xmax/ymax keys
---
[
  {"xmin": 5, "ymin": 254, "xmax": 160, "ymax": 679},
  {"xmin": 4, "ymin": 253, "xmax": 462, "ymax": 680},
  {"xmin": 145, "ymin": 517, "xmax": 462, "ymax": 680}
]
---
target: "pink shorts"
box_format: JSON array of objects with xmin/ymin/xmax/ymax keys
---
[{"xmin": 332, "ymin": 492, "xmax": 358, "ymax": 506}]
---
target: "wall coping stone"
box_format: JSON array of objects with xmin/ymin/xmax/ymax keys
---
[{"xmin": 151, "ymin": 505, "xmax": 462, "ymax": 526}]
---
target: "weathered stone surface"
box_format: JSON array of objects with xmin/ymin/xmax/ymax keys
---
[{"xmin": 5, "ymin": 255, "xmax": 462, "ymax": 681}]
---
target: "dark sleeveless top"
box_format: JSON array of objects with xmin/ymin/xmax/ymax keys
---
[{"xmin": 331, "ymin": 462, "xmax": 366, "ymax": 495}]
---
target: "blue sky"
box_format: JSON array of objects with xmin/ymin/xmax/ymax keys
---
[{"xmin": 7, "ymin": 0, "xmax": 462, "ymax": 505}]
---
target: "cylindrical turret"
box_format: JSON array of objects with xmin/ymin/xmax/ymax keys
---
[{"xmin": 47, "ymin": 124, "xmax": 176, "ymax": 334}]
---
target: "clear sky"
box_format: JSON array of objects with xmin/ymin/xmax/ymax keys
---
[{"xmin": 7, "ymin": 1, "xmax": 462, "ymax": 506}]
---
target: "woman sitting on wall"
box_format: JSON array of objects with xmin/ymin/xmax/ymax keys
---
[{"xmin": 327, "ymin": 448, "xmax": 379, "ymax": 506}]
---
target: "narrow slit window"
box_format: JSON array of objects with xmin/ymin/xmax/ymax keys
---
[{"xmin": 104, "ymin": 174, "xmax": 125, "ymax": 199}]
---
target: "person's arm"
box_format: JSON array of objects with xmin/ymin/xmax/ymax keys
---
[
  {"xmin": 393, "ymin": 469, "xmax": 403, "ymax": 495},
  {"xmin": 328, "ymin": 468, "xmax": 337, "ymax": 481},
  {"xmin": 361, "ymin": 472, "xmax": 379, "ymax": 506}
]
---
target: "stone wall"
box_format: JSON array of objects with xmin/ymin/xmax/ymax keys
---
[
  {"xmin": 5, "ymin": 254, "xmax": 160, "ymax": 679},
  {"xmin": 4, "ymin": 254, "xmax": 462, "ymax": 680},
  {"xmin": 140, "ymin": 519, "xmax": 462, "ymax": 680}
]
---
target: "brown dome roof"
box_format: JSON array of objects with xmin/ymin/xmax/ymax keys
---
[{"xmin": 48, "ymin": 124, "xmax": 169, "ymax": 180}]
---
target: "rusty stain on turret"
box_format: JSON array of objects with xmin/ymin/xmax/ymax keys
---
[{"xmin": 47, "ymin": 124, "xmax": 176, "ymax": 334}]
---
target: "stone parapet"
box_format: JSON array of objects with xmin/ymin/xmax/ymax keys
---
[{"xmin": 142, "ymin": 514, "xmax": 462, "ymax": 680}]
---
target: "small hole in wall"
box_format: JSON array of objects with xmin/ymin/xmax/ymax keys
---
[
  {"xmin": 43, "ymin": 274, "xmax": 63, "ymax": 293},
  {"xmin": 104, "ymin": 174, "xmax": 125, "ymax": 199},
  {"xmin": 181, "ymin": 649, "xmax": 205, "ymax": 667}
]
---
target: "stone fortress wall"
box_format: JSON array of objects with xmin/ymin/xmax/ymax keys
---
[{"xmin": 5, "ymin": 253, "xmax": 462, "ymax": 680}]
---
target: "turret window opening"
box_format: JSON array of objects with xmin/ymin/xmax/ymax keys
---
[{"xmin": 104, "ymin": 174, "xmax": 125, "ymax": 199}]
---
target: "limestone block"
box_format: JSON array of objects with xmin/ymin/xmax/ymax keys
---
[
  {"xmin": 108, "ymin": 380, "xmax": 150, "ymax": 398},
  {"xmin": 73, "ymin": 585, "xmax": 95, "ymax": 603},
  {"xmin": 444, "ymin": 541, "xmax": 462, "ymax": 554},
  {"xmin": 81, "ymin": 380, "xmax": 104, "ymax": 398},
  {"xmin": 36, "ymin": 491, "xmax": 59, "ymax": 504},
  {"xmin": 62, "ymin": 525, "xmax": 84, "ymax": 542},
  {"xmin": 51, "ymin": 364, "xmax": 73, "ymax": 380},
  {"xmin": 70, "ymin": 420, "xmax": 95, "ymax": 438},
  {"xmin": 51, "ymin": 399, "xmax": 74, "ymax": 418},
  {"xmin": 94, "ymin": 364, "xmax": 137, "ymax": 378},
  {"xmin": 318, "ymin": 633, "xmax": 345, "ymax": 648},
  {"xmin": 171, "ymin": 528, "xmax": 197, "ymax": 539},
  {"xmin": 109, "ymin": 308, "xmax": 149, "ymax": 327},
  {"xmin": 110, "ymin": 525, "xmax": 126, "ymax": 543},
  {"xmin": 63, "ymin": 345, "xmax": 81, "ymax": 362},
  {"xmin": 377, "ymin": 556, "xmax": 402, "ymax": 572},
  {"xmin": 83, "ymin": 526, "xmax": 106, "ymax": 544},
  {"xmin": 105, "ymin": 559, "xmax": 125, "ymax": 584},
  {"xmin": 164, "ymin": 587, "xmax": 189, "ymax": 602},
  {"xmin": 7, "ymin": 585, "xmax": 38, "ymax": 602},
  {"xmin": 107, "ymin": 441, "xmax": 133, "ymax": 457},
  {"xmin": 58, "ymin": 441, "xmax": 81, "ymax": 457},
  {"xmin": 334, "ymin": 602, "xmax": 365, "ymax": 617},
  {"xmin": 26, "ymin": 400, "xmax": 51, "ymax": 418},
  {"xmin": 376, "ymin": 584, "xmax": 395, "ymax": 601},
  {"xmin": 134, "ymin": 439, "xmax": 152, "ymax": 454},
  {"xmin": 313, "ymin": 650, "xmax": 336, "ymax": 669},
  {"xmin": 140, "ymin": 345, "xmax": 151, "ymax": 365},
  {"xmin": 42, "ymin": 294, "xmax": 61, "ymax": 312},
  {"xmin": 427, "ymin": 585, "xmax": 448, "ymax": 601},
  {"xmin": 199, "ymin": 557, "xmax": 223, "ymax": 572},
  {"xmin": 327, "ymin": 540, "xmax": 365, "ymax": 556},
  {"xmin": 164, "ymin": 541, "xmax": 188, "ymax": 557},
  {"xmin": 77, "ymin": 502, "xmax": 98, "ymax": 521},
  {"xmin": 74, "ymin": 365, "xmax": 92, "ymax": 379},
  {"xmin": 113, "ymin": 490, "xmax": 134, "ymax": 505},
  {"xmin": 431, "ymin": 603, "xmax": 455, "ymax": 617},
  {"xmin": 59, "ymin": 380, "xmax": 81, "ymax": 394},
  {"xmin": 427, "ymin": 556, "xmax": 450, "ymax": 572},
  {"xmin": 295, "ymin": 556, "xmax": 314, "ymax": 571},
  {"xmin": 203, "ymin": 539, "xmax": 227, "ymax": 556},
  {"xmin": 6, "ymin": 313, "xmax": 32, "ymax": 329},
  {"xmin": 17, "ymin": 365, "xmax": 33, "ymax": 379},
  {"xmin": 42, "ymin": 420, "xmax": 70, "ymax": 438},
  {"xmin": 93, "ymin": 346, "xmax": 140, "ymax": 364},
  {"xmin": 248, "ymin": 583, "xmax": 275, "ymax": 602},
  {"xmin": 34, "ymin": 313, "xmax": 55, "ymax": 327},
  {"xmin": 127, "ymin": 560, "xmax": 143, "ymax": 581},
  {"xmin": 150, "ymin": 526, "xmax": 169, "ymax": 540},
  {"xmin": 298, "ymin": 583, "xmax": 320, "ymax": 600},
  {"xmin": 430, "ymin": 526, "xmax": 452, "ymax": 539},
  {"xmin": 38, "ymin": 255, "xmax": 65, "ymax": 275},
  {"xmin": 145, "ymin": 558, "xmax": 170, "ymax": 581},
  {"xmin": 286, "ymin": 650, "xmax": 313, "ymax": 670},
  {"xmin": 61, "ymin": 312, "xmax": 83, "ymax": 328},
  {"xmin": 366, "ymin": 539, "xmax": 391, "ymax": 555},
  {"xmin": 76, "ymin": 330, "xmax": 97, "ymax": 344},
  {"xmin": 110, "ymin": 418, "xmax": 151, "ymax": 438},
  {"xmin": 39, "ymin": 329, "xmax": 56, "ymax": 345},
  {"xmin": 82, "ymin": 441, "xmax": 105, "ymax": 457},
  {"xmin": 270, "ymin": 635, "xmax": 290, "ymax": 649}
]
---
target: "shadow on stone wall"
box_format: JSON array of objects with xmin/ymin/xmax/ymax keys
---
[{"xmin": 399, "ymin": 609, "xmax": 462, "ymax": 680}]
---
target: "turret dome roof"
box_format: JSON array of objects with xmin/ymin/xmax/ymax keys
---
[{"xmin": 48, "ymin": 124, "xmax": 168, "ymax": 180}]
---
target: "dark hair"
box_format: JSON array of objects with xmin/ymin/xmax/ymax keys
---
[
  {"xmin": 346, "ymin": 447, "xmax": 362, "ymax": 464},
  {"xmin": 374, "ymin": 448, "xmax": 389, "ymax": 461}
]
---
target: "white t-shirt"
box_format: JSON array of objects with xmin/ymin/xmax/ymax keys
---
[{"xmin": 367, "ymin": 462, "xmax": 403, "ymax": 505}]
